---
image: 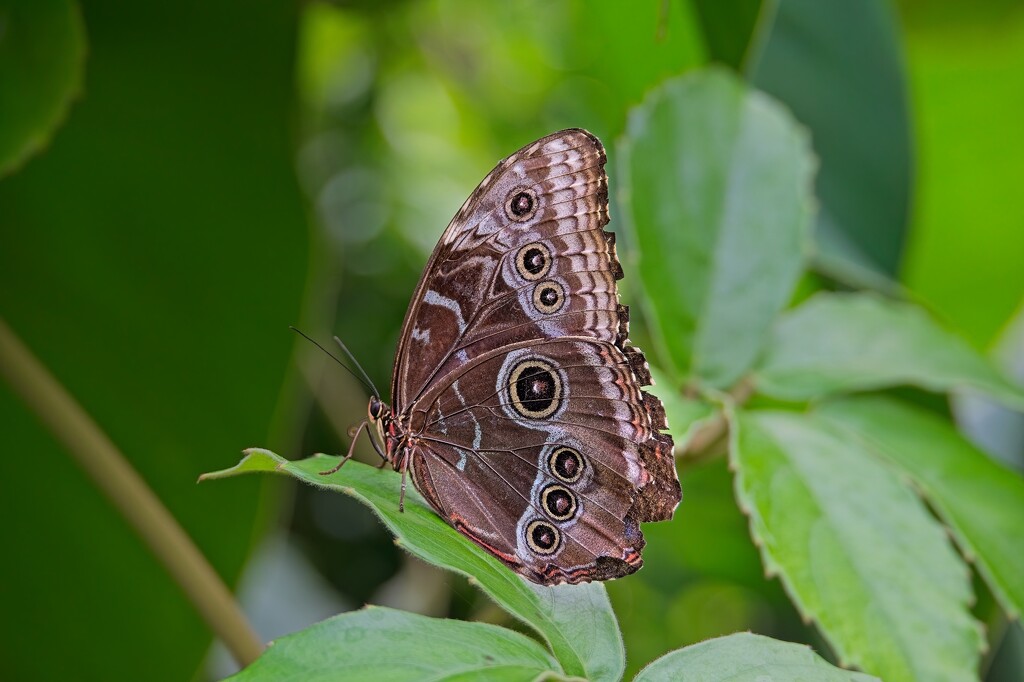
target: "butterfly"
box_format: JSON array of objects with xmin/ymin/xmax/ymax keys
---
[{"xmin": 326, "ymin": 129, "xmax": 680, "ymax": 585}]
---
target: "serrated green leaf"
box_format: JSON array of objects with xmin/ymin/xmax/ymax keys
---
[
  {"xmin": 202, "ymin": 450, "xmax": 623, "ymax": 682},
  {"xmin": 817, "ymin": 396, "xmax": 1024, "ymax": 619},
  {"xmin": 617, "ymin": 68, "xmax": 814, "ymax": 389},
  {"xmin": 226, "ymin": 606, "xmax": 562, "ymax": 682},
  {"xmin": 634, "ymin": 631, "xmax": 879, "ymax": 682},
  {"xmin": 0, "ymin": 0, "xmax": 85, "ymax": 176},
  {"xmin": 730, "ymin": 410, "xmax": 983, "ymax": 682},
  {"xmin": 755, "ymin": 292, "xmax": 1024, "ymax": 409}
]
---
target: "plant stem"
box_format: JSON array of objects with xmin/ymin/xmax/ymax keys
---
[{"xmin": 0, "ymin": 317, "xmax": 263, "ymax": 667}]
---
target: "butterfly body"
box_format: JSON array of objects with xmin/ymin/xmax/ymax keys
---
[{"xmin": 360, "ymin": 129, "xmax": 680, "ymax": 585}]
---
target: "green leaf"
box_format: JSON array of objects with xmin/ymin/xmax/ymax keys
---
[
  {"xmin": 202, "ymin": 451, "xmax": 624, "ymax": 682},
  {"xmin": 747, "ymin": 0, "xmax": 913, "ymax": 277},
  {"xmin": 730, "ymin": 410, "xmax": 983, "ymax": 682},
  {"xmin": 0, "ymin": 0, "xmax": 85, "ymax": 176},
  {"xmin": 617, "ymin": 67, "xmax": 814, "ymax": 389},
  {"xmin": 817, "ymin": 396, "xmax": 1024, "ymax": 619},
  {"xmin": 755, "ymin": 292, "xmax": 1024, "ymax": 409},
  {"xmin": 226, "ymin": 606, "xmax": 562, "ymax": 682},
  {"xmin": 648, "ymin": 365, "xmax": 716, "ymax": 450},
  {"xmin": 634, "ymin": 631, "xmax": 880, "ymax": 682}
]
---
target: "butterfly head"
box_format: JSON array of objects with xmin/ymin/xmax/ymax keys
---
[
  {"xmin": 367, "ymin": 395, "xmax": 386, "ymax": 422},
  {"xmin": 367, "ymin": 395, "xmax": 404, "ymax": 466},
  {"xmin": 367, "ymin": 395, "xmax": 391, "ymax": 443}
]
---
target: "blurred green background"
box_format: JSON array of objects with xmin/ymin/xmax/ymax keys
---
[{"xmin": 1, "ymin": 0, "xmax": 1021, "ymax": 680}]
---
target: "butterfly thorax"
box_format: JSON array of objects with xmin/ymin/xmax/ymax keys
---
[{"xmin": 367, "ymin": 395, "xmax": 411, "ymax": 472}]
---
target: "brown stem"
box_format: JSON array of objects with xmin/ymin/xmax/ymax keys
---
[{"xmin": 0, "ymin": 317, "xmax": 263, "ymax": 667}]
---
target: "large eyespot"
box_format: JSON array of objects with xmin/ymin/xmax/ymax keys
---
[
  {"xmin": 541, "ymin": 484, "xmax": 578, "ymax": 521},
  {"xmin": 505, "ymin": 187, "xmax": 538, "ymax": 222},
  {"xmin": 548, "ymin": 446, "xmax": 585, "ymax": 484},
  {"xmin": 525, "ymin": 519, "xmax": 561, "ymax": 555},
  {"xmin": 532, "ymin": 280, "xmax": 565, "ymax": 314},
  {"xmin": 515, "ymin": 242, "xmax": 551, "ymax": 281},
  {"xmin": 508, "ymin": 359, "xmax": 563, "ymax": 419}
]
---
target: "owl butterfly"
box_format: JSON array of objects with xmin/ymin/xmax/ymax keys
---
[{"xmin": 328, "ymin": 129, "xmax": 680, "ymax": 585}]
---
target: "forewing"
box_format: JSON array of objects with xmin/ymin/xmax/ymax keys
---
[{"xmin": 391, "ymin": 129, "xmax": 616, "ymax": 410}]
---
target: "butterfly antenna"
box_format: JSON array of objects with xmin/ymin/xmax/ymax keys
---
[
  {"xmin": 332, "ymin": 335, "xmax": 381, "ymax": 399},
  {"xmin": 289, "ymin": 326, "xmax": 379, "ymax": 398}
]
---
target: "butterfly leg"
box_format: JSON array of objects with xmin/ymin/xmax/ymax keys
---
[
  {"xmin": 374, "ymin": 427, "xmax": 389, "ymax": 468},
  {"xmin": 399, "ymin": 466, "xmax": 408, "ymax": 512},
  {"xmin": 319, "ymin": 420, "xmax": 367, "ymax": 476},
  {"xmin": 397, "ymin": 449, "xmax": 411, "ymax": 512}
]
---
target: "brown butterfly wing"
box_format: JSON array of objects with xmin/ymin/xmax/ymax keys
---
[
  {"xmin": 408, "ymin": 338, "xmax": 676, "ymax": 584},
  {"xmin": 392, "ymin": 129, "xmax": 679, "ymax": 584},
  {"xmin": 391, "ymin": 129, "xmax": 612, "ymax": 410}
]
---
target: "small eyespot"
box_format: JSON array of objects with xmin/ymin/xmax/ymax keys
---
[
  {"xmin": 505, "ymin": 187, "xmax": 538, "ymax": 222},
  {"xmin": 515, "ymin": 242, "xmax": 551, "ymax": 281},
  {"xmin": 507, "ymin": 358, "xmax": 562, "ymax": 419},
  {"xmin": 525, "ymin": 519, "xmax": 561, "ymax": 555},
  {"xmin": 548, "ymin": 447, "xmax": 585, "ymax": 483},
  {"xmin": 532, "ymin": 280, "xmax": 565, "ymax": 314},
  {"xmin": 541, "ymin": 484, "xmax": 578, "ymax": 521}
]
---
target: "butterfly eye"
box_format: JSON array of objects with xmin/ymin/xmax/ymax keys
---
[
  {"xmin": 505, "ymin": 187, "xmax": 538, "ymax": 222},
  {"xmin": 540, "ymin": 484, "xmax": 578, "ymax": 521},
  {"xmin": 532, "ymin": 280, "xmax": 565, "ymax": 314},
  {"xmin": 515, "ymin": 242, "xmax": 552, "ymax": 281},
  {"xmin": 507, "ymin": 358, "xmax": 563, "ymax": 419},
  {"xmin": 548, "ymin": 447, "xmax": 585, "ymax": 483},
  {"xmin": 368, "ymin": 396, "xmax": 384, "ymax": 421},
  {"xmin": 525, "ymin": 519, "xmax": 561, "ymax": 555}
]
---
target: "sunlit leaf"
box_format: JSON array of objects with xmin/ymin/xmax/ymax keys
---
[
  {"xmin": 755, "ymin": 293, "xmax": 1024, "ymax": 409},
  {"xmin": 731, "ymin": 410, "xmax": 983, "ymax": 681},
  {"xmin": 818, "ymin": 396, "xmax": 1024, "ymax": 619}
]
